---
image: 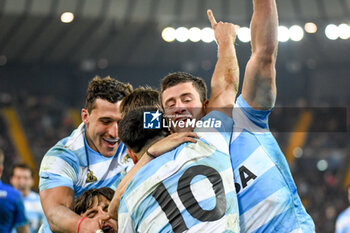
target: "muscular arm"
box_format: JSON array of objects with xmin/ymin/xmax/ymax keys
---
[
  {"xmin": 207, "ymin": 10, "xmax": 239, "ymax": 115},
  {"xmin": 40, "ymin": 187, "xmax": 79, "ymax": 233},
  {"xmin": 242, "ymin": 0, "xmax": 278, "ymax": 110},
  {"xmin": 40, "ymin": 186, "xmax": 101, "ymax": 233}
]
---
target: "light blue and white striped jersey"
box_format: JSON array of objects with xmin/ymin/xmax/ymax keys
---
[
  {"xmin": 12, "ymin": 191, "xmax": 44, "ymax": 233},
  {"xmin": 118, "ymin": 111, "xmax": 239, "ymax": 233},
  {"xmin": 335, "ymin": 207, "xmax": 350, "ymax": 233},
  {"xmin": 39, "ymin": 123, "xmax": 133, "ymax": 233},
  {"xmin": 230, "ymin": 95, "xmax": 315, "ymax": 233}
]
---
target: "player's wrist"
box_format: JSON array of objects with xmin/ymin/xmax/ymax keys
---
[{"xmin": 76, "ymin": 217, "xmax": 87, "ymax": 233}]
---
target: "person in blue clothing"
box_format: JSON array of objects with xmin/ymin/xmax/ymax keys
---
[
  {"xmin": 39, "ymin": 76, "xmax": 134, "ymax": 233},
  {"xmin": 10, "ymin": 163, "xmax": 45, "ymax": 233},
  {"xmin": 0, "ymin": 150, "xmax": 29, "ymax": 233},
  {"xmin": 335, "ymin": 185, "xmax": 350, "ymax": 233}
]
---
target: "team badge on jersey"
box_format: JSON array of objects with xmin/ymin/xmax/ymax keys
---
[
  {"xmin": 86, "ymin": 169, "xmax": 97, "ymax": 183},
  {"xmin": 143, "ymin": 110, "xmax": 162, "ymax": 129}
]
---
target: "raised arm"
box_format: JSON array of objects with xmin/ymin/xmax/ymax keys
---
[
  {"xmin": 207, "ymin": 10, "xmax": 239, "ymax": 115},
  {"xmin": 241, "ymin": 0, "xmax": 278, "ymax": 110}
]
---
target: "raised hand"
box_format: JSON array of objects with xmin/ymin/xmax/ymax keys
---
[{"xmin": 207, "ymin": 9, "xmax": 238, "ymax": 46}]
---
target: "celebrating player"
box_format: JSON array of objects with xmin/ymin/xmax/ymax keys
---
[
  {"xmin": 39, "ymin": 76, "xmax": 133, "ymax": 233},
  {"xmin": 228, "ymin": 0, "xmax": 315, "ymax": 231},
  {"xmin": 116, "ymin": 106, "xmax": 238, "ymax": 232}
]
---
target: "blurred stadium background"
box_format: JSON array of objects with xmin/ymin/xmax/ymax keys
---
[{"xmin": 0, "ymin": 0, "xmax": 349, "ymax": 232}]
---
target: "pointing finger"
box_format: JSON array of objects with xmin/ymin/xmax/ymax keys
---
[{"xmin": 207, "ymin": 9, "xmax": 217, "ymax": 28}]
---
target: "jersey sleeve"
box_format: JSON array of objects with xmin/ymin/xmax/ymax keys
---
[
  {"xmin": 232, "ymin": 94, "xmax": 272, "ymax": 131},
  {"xmin": 39, "ymin": 146, "xmax": 79, "ymax": 192},
  {"xmin": 13, "ymin": 192, "xmax": 28, "ymax": 229},
  {"xmin": 194, "ymin": 110, "xmax": 233, "ymax": 155}
]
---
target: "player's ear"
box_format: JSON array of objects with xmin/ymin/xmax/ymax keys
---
[
  {"xmin": 81, "ymin": 108, "xmax": 89, "ymax": 125},
  {"xmin": 127, "ymin": 148, "xmax": 138, "ymax": 164},
  {"xmin": 203, "ymin": 99, "xmax": 209, "ymax": 110}
]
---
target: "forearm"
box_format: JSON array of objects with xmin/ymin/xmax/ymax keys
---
[
  {"xmin": 45, "ymin": 204, "xmax": 81, "ymax": 233},
  {"xmin": 251, "ymin": 0, "xmax": 278, "ymax": 57},
  {"xmin": 213, "ymin": 42, "xmax": 239, "ymax": 93}
]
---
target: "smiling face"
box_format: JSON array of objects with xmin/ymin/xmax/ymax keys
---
[
  {"xmin": 80, "ymin": 195, "xmax": 117, "ymax": 233},
  {"xmin": 82, "ymin": 98, "xmax": 123, "ymax": 157},
  {"xmin": 162, "ymin": 82, "xmax": 207, "ymax": 132}
]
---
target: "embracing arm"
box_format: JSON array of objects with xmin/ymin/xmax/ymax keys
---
[
  {"xmin": 108, "ymin": 132, "xmax": 199, "ymax": 220},
  {"xmin": 40, "ymin": 186, "xmax": 101, "ymax": 233},
  {"xmin": 242, "ymin": 0, "xmax": 278, "ymax": 110},
  {"xmin": 207, "ymin": 10, "xmax": 239, "ymax": 115}
]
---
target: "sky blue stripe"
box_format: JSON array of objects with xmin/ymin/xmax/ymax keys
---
[
  {"xmin": 43, "ymin": 148, "xmax": 80, "ymax": 173},
  {"xmin": 254, "ymin": 133, "xmax": 298, "ymax": 192},
  {"xmin": 237, "ymin": 166, "xmax": 286, "ymax": 214},
  {"xmin": 195, "ymin": 110, "xmax": 234, "ymax": 134},
  {"xmin": 251, "ymin": 207, "xmax": 298, "ymax": 233},
  {"xmin": 39, "ymin": 172, "xmax": 73, "ymax": 191},
  {"xmin": 235, "ymin": 95, "xmax": 271, "ymax": 129},
  {"xmin": 74, "ymin": 173, "xmax": 123, "ymax": 197},
  {"xmin": 230, "ymin": 130, "xmax": 260, "ymax": 167}
]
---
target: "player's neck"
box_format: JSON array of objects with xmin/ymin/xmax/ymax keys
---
[{"xmin": 22, "ymin": 189, "xmax": 30, "ymax": 197}]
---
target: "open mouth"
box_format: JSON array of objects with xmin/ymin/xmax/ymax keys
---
[
  {"xmin": 102, "ymin": 224, "xmax": 115, "ymax": 233},
  {"xmin": 174, "ymin": 116, "xmax": 192, "ymax": 123},
  {"xmin": 102, "ymin": 138, "xmax": 120, "ymax": 147}
]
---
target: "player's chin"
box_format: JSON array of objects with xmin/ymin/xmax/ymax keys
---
[{"xmin": 100, "ymin": 143, "xmax": 119, "ymax": 157}]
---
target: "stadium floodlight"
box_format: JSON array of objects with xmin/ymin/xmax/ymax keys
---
[
  {"xmin": 316, "ymin": 159, "xmax": 328, "ymax": 171},
  {"xmin": 338, "ymin": 24, "xmax": 350, "ymax": 40},
  {"xmin": 162, "ymin": 27, "xmax": 176, "ymax": 42},
  {"xmin": 175, "ymin": 27, "xmax": 189, "ymax": 42},
  {"xmin": 278, "ymin": 26, "xmax": 289, "ymax": 42},
  {"xmin": 60, "ymin": 12, "xmax": 74, "ymax": 23},
  {"xmin": 325, "ymin": 24, "xmax": 339, "ymax": 40},
  {"xmin": 304, "ymin": 22, "xmax": 317, "ymax": 33},
  {"xmin": 289, "ymin": 25, "xmax": 304, "ymax": 41},
  {"xmin": 201, "ymin": 27, "xmax": 215, "ymax": 43},
  {"xmin": 189, "ymin": 27, "xmax": 201, "ymax": 42},
  {"xmin": 237, "ymin": 27, "xmax": 251, "ymax": 43}
]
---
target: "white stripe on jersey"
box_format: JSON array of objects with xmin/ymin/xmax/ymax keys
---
[
  {"xmin": 290, "ymin": 228, "xmax": 303, "ymax": 233},
  {"xmin": 76, "ymin": 159, "xmax": 126, "ymax": 188},
  {"xmin": 196, "ymin": 131, "xmax": 230, "ymax": 155},
  {"xmin": 232, "ymin": 104, "xmax": 269, "ymax": 133},
  {"xmin": 186, "ymin": 214, "xmax": 239, "ymax": 233},
  {"xmin": 233, "ymin": 146, "xmax": 275, "ymax": 187},
  {"xmin": 137, "ymin": 168, "xmax": 235, "ymax": 232},
  {"xmin": 240, "ymin": 188, "xmax": 290, "ymax": 233},
  {"xmin": 64, "ymin": 123, "xmax": 85, "ymax": 151},
  {"xmin": 118, "ymin": 212, "xmax": 135, "ymax": 233},
  {"xmin": 123, "ymin": 141, "xmax": 216, "ymax": 209},
  {"xmin": 40, "ymin": 156, "xmax": 77, "ymax": 182}
]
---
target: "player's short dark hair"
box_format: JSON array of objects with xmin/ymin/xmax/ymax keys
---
[
  {"xmin": 85, "ymin": 76, "xmax": 133, "ymax": 113},
  {"xmin": 74, "ymin": 187, "xmax": 114, "ymax": 215},
  {"xmin": 119, "ymin": 107, "xmax": 169, "ymax": 154},
  {"xmin": 120, "ymin": 86, "xmax": 161, "ymax": 116},
  {"xmin": 160, "ymin": 72, "xmax": 208, "ymax": 104},
  {"xmin": 10, "ymin": 163, "xmax": 34, "ymax": 178}
]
